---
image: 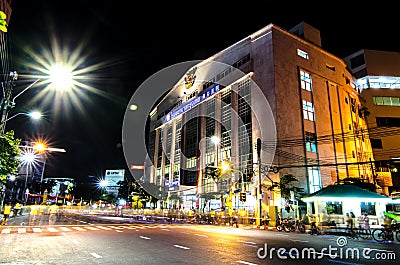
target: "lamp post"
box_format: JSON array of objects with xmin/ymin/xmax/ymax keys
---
[
  {"xmin": 18, "ymin": 141, "xmax": 66, "ymax": 203},
  {"xmin": 211, "ymin": 135, "xmax": 221, "ymax": 166},
  {"xmin": 0, "ymin": 76, "xmax": 41, "ymax": 134},
  {"xmin": 19, "ymin": 149, "xmax": 36, "ymax": 204},
  {"xmin": 1, "ymin": 65, "xmax": 75, "ymax": 135},
  {"xmin": 0, "ymin": 71, "xmax": 18, "ymax": 134},
  {"xmin": 0, "ymin": 111, "xmax": 42, "ymax": 128}
]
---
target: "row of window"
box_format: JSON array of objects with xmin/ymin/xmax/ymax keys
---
[
  {"xmin": 357, "ymin": 76, "xmax": 400, "ymax": 91},
  {"xmin": 326, "ymin": 201, "xmax": 376, "ymax": 215},
  {"xmin": 373, "ymin": 96, "xmax": 400, "ymax": 106}
]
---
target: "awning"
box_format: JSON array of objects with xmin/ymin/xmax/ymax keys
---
[{"xmin": 302, "ymin": 184, "xmax": 392, "ymax": 203}]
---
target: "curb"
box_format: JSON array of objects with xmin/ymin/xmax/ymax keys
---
[{"xmin": 254, "ymin": 225, "xmax": 276, "ymax": 231}]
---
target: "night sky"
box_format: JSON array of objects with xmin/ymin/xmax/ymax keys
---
[{"xmin": 4, "ymin": 1, "xmax": 399, "ymax": 182}]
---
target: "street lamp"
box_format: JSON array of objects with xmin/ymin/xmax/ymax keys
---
[
  {"xmin": 17, "ymin": 141, "xmax": 67, "ymax": 202},
  {"xmin": 211, "ymin": 135, "xmax": 221, "ymax": 165},
  {"xmin": 0, "ymin": 65, "xmax": 75, "ymax": 134},
  {"xmin": 0, "ymin": 76, "xmax": 41, "ymax": 134},
  {"xmin": 19, "ymin": 149, "xmax": 37, "ymax": 204},
  {"xmin": 0, "ymin": 111, "xmax": 42, "ymax": 125}
]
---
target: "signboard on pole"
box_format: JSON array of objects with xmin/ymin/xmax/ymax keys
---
[{"xmin": 105, "ymin": 169, "xmax": 125, "ymax": 193}]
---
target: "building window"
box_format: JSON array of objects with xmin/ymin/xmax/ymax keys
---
[
  {"xmin": 305, "ymin": 132, "xmax": 317, "ymax": 152},
  {"xmin": 370, "ymin": 138, "xmax": 383, "ymax": 149},
  {"xmin": 303, "ymin": 100, "xmax": 314, "ymax": 121},
  {"xmin": 308, "ymin": 167, "xmax": 321, "ymax": 193},
  {"xmin": 349, "ymin": 97, "xmax": 357, "ymax": 113},
  {"xmin": 373, "ymin": 96, "xmax": 400, "ymax": 106},
  {"xmin": 300, "ymin": 70, "xmax": 312, "ymax": 91},
  {"xmin": 325, "ymin": 64, "xmax": 335, "ymax": 71},
  {"xmin": 186, "ymin": 157, "xmax": 197, "ymax": 169},
  {"xmin": 350, "ymin": 54, "xmax": 365, "ymax": 69},
  {"xmin": 361, "ymin": 202, "xmax": 376, "ymax": 215},
  {"xmin": 326, "ymin": 201, "xmax": 343, "ymax": 214},
  {"xmin": 376, "ymin": 117, "xmax": 400, "ymax": 127},
  {"xmin": 297, "ymin": 49, "xmax": 309, "ymax": 59}
]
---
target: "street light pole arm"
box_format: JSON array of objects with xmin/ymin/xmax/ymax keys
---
[
  {"xmin": 12, "ymin": 78, "xmax": 40, "ymax": 103},
  {"xmin": 1, "ymin": 112, "xmax": 24, "ymax": 125}
]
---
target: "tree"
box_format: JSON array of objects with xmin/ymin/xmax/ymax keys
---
[
  {"xmin": 339, "ymin": 177, "xmax": 378, "ymax": 192},
  {"xmin": 358, "ymin": 106, "xmax": 371, "ymax": 120},
  {"xmin": 0, "ymin": 131, "xmax": 21, "ymax": 184},
  {"xmin": 168, "ymin": 193, "xmax": 182, "ymax": 209},
  {"xmin": 266, "ymin": 173, "xmax": 298, "ymax": 213}
]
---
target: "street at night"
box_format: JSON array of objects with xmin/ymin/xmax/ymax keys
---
[
  {"xmin": 1, "ymin": 212, "xmax": 400, "ymax": 264},
  {"xmin": 1, "ymin": 1, "xmax": 400, "ymax": 264}
]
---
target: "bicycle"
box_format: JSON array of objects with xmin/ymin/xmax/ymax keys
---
[
  {"xmin": 345, "ymin": 227, "xmax": 358, "ymax": 239},
  {"xmin": 309, "ymin": 221, "xmax": 321, "ymax": 235},
  {"xmin": 371, "ymin": 223, "xmax": 400, "ymax": 242}
]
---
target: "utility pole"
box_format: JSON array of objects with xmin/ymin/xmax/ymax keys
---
[
  {"xmin": 0, "ymin": 71, "xmax": 18, "ymax": 134},
  {"xmin": 256, "ymin": 138, "xmax": 262, "ymax": 226}
]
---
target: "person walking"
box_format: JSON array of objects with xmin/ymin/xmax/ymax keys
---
[
  {"xmin": 13, "ymin": 202, "xmax": 21, "ymax": 217},
  {"xmin": 48, "ymin": 203, "xmax": 59, "ymax": 225},
  {"xmin": 363, "ymin": 213, "xmax": 370, "ymax": 230},
  {"xmin": 346, "ymin": 213, "xmax": 354, "ymax": 229},
  {"xmin": 29, "ymin": 202, "xmax": 39, "ymax": 226},
  {"xmin": 1, "ymin": 202, "xmax": 12, "ymax": 225}
]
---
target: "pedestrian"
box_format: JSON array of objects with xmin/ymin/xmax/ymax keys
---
[
  {"xmin": 48, "ymin": 203, "xmax": 59, "ymax": 225},
  {"xmin": 346, "ymin": 213, "xmax": 354, "ymax": 229},
  {"xmin": 13, "ymin": 202, "xmax": 21, "ymax": 217},
  {"xmin": 29, "ymin": 202, "xmax": 39, "ymax": 226},
  {"xmin": 350, "ymin": 211, "xmax": 356, "ymax": 228},
  {"xmin": 363, "ymin": 213, "xmax": 370, "ymax": 230},
  {"xmin": 1, "ymin": 202, "xmax": 12, "ymax": 225}
]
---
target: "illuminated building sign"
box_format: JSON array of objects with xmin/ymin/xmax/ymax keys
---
[
  {"xmin": 164, "ymin": 84, "xmax": 220, "ymax": 123},
  {"xmin": 164, "ymin": 179, "xmax": 179, "ymax": 187}
]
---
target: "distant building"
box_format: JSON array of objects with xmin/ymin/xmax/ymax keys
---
[
  {"xmin": 343, "ymin": 49, "xmax": 400, "ymax": 194},
  {"xmin": 145, "ymin": 21, "xmax": 374, "ymax": 216}
]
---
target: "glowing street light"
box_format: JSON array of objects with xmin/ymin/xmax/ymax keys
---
[
  {"xmin": 99, "ymin": 179, "xmax": 108, "ymax": 188},
  {"xmin": 0, "ymin": 111, "xmax": 42, "ymax": 125},
  {"xmin": 19, "ymin": 148, "xmax": 38, "ymax": 203},
  {"xmin": 0, "ymin": 64, "xmax": 75, "ymax": 134}
]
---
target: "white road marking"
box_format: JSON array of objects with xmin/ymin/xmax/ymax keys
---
[
  {"xmin": 194, "ymin": 233, "xmax": 208, "ymax": 237},
  {"xmin": 60, "ymin": 227, "xmax": 72, "ymax": 231},
  {"xmin": 18, "ymin": 228, "xmax": 26, "ymax": 234},
  {"xmin": 72, "ymin": 227, "xmax": 86, "ymax": 231},
  {"xmin": 47, "ymin": 227, "xmax": 58, "ymax": 232},
  {"xmin": 1, "ymin": 228, "xmax": 11, "ymax": 234},
  {"xmin": 161, "ymin": 229, "xmax": 171, "ymax": 231},
  {"xmin": 115, "ymin": 230, "xmax": 123, "ymax": 233},
  {"xmin": 84, "ymin": 226, "xmax": 99, "ymax": 230},
  {"xmin": 174, "ymin": 245, "xmax": 190, "ymax": 250},
  {"xmin": 97, "ymin": 226, "xmax": 112, "ymax": 230},
  {"xmin": 139, "ymin": 236, "xmax": 151, "ymax": 240},
  {"xmin": 32, "ymin": 228, "xmax": 42, "ymax": 233},
  {"xmin": 90, "ymin": 252, "xmax": 102, "ymax": 259},
  {"xmin": 290, "ymin": 239, "xmax": 309, "ymax": 243},
  {"xmin": 238, "ymin": 241, "xmax": 257, "ymax": 245},
  {"xmin": 236, "ymin": 261, "xmax": 257, "ymax": 265}
]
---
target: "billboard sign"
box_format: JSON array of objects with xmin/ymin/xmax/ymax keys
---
[{"xmin": 105, "ymin": 169, "xmax": 125, "ymax": 192}]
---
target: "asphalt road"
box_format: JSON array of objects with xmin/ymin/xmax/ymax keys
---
[{"xmin": 1, "ymin": 213, "xmax": 399, "ymax": 265}]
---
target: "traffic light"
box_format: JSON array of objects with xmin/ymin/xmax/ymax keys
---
[{"xmin": 240, "ymin": 192, "xmax": 246, "ymax": 202}]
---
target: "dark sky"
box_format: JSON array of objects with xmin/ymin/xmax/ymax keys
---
[{"xmin": 4, "ymin": 1, "xmax": 399, "ymax": 181}]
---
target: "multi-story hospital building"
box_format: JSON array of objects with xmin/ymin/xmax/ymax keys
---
[{"xmin": 144, "ymin": 21, "xmax": 375, "ymax": 218}]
